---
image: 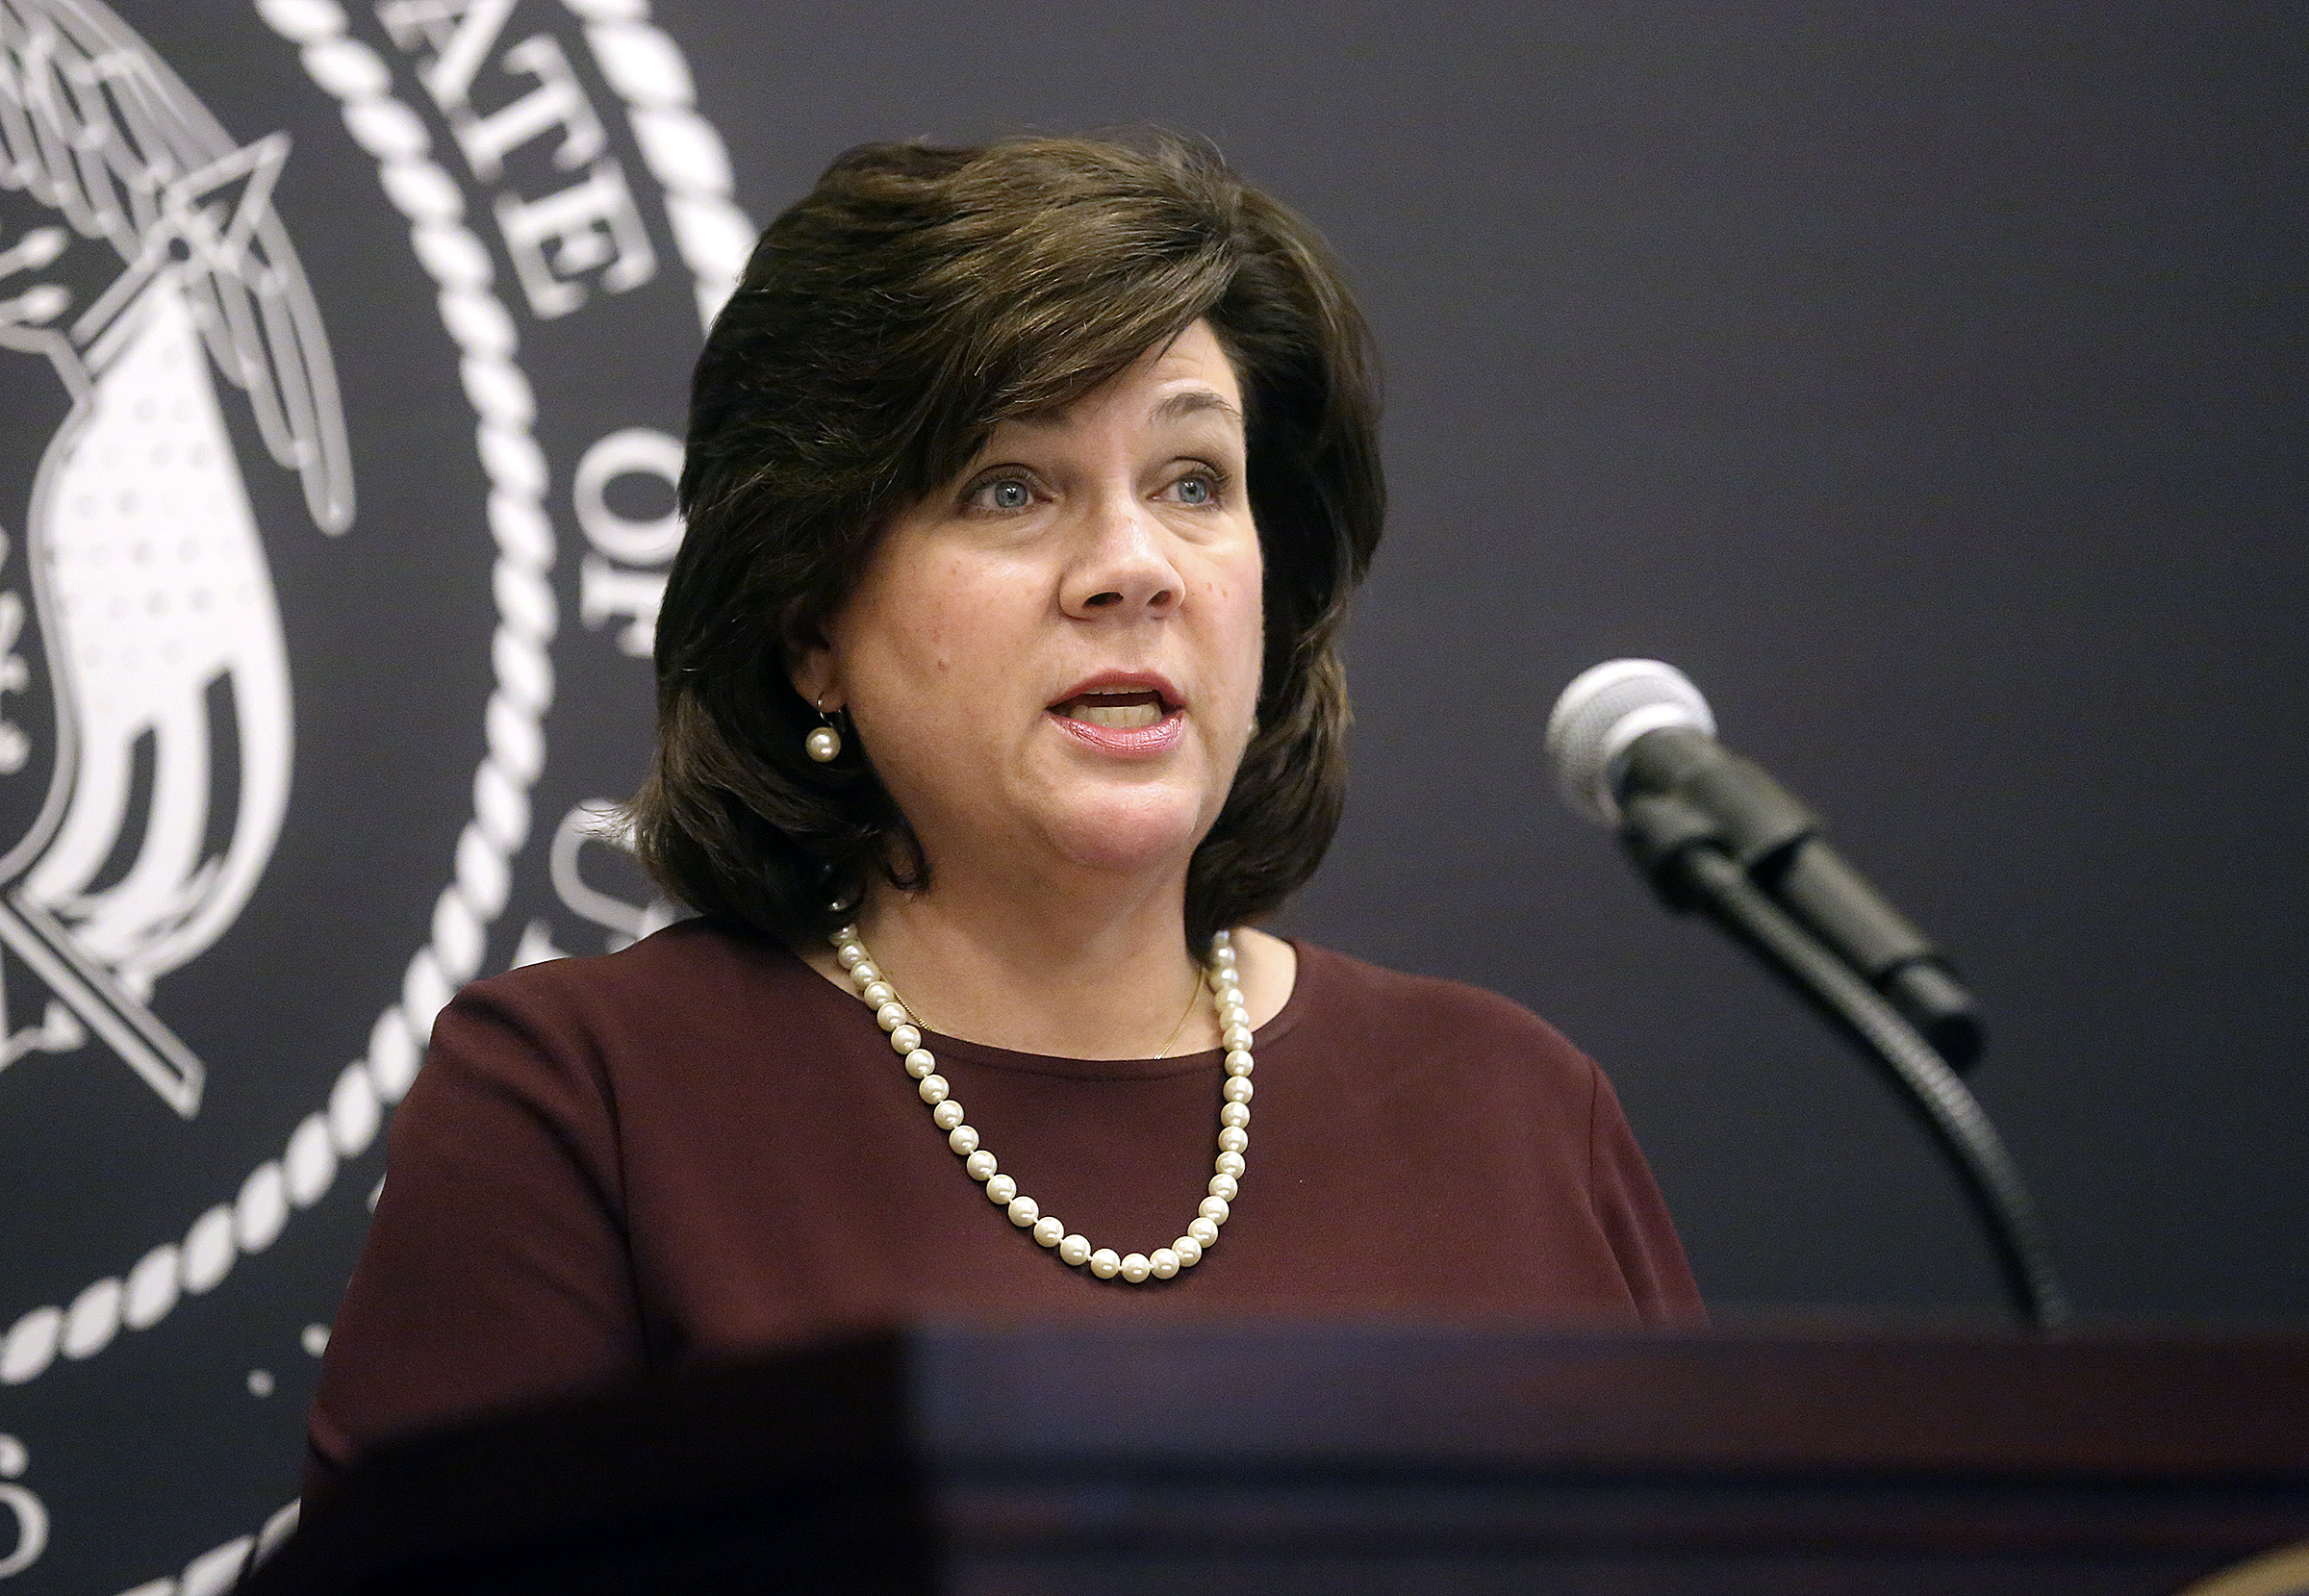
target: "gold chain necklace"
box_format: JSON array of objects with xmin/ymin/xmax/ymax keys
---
[{"xmin": 1151, "ymin": 975, "xmax": 1202, "ymax": 1059}]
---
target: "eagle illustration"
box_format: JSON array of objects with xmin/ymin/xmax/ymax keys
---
[{"xmin": 0, "ymin": 0, "xmax": 352, "ymax": 1116}]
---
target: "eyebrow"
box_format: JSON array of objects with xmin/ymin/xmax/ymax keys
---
[
  {"xmin": 1002, "ymin": 384, "xmax": 1246, "ymax": 439},
  {"xmin": 1150, "ymin": 388, "xmax": 1245, "ymax": 429}
]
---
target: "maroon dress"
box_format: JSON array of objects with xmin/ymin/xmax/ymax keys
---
[{"xmin": 307, "ymin": 920, "xmax": 1703, "ymax": 1490}]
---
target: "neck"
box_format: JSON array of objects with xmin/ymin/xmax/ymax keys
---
[{"xmin": 845, "ymin": 857, "xmax": 1213, "ymax": 1060}]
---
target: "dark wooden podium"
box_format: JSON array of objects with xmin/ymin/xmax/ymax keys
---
[{"xmin": 246, "ymin": 1324, "xmax": 2309, "ymax": 1595}]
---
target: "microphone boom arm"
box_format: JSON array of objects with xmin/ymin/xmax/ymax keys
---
[{"xmin": 1624, "ymin": 792, "xmax": 2071, "ymax": 1330}]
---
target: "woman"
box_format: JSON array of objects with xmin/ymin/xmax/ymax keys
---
[{"xmin": 307, "ymin": 131, "xmax": 1701, "ymax": 1490}]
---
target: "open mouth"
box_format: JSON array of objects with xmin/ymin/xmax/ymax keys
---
[{"xmin": 1049, "ymin": 689, "xmax": 1176, "ymax": 730}]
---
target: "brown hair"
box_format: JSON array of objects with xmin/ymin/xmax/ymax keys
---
[{"xmin": 628, "ymin": 130, "xmax": 1383, "ymax": 947}]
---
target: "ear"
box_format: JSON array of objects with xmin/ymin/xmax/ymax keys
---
[{"xmin": 788, "ymin": 637, "xmax": 840, "ymax": 713}]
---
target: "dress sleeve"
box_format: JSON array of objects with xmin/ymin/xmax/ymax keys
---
[
  {"xmin": 1586, "ymin": 1061, "xmax": 1709, "ymax": 1326},
  {"xmin": 304, "ymin": 974, "xmax": 644, "ymax": 1498}
]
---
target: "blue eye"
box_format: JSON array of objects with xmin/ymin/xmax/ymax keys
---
[
  {"xmin": 986, "ymin": 479, "xmax": 1030, "ymax": 510},
  {"xmin": 1175, "ymin": 475, "xmax": 1212, "ymax": 505}
]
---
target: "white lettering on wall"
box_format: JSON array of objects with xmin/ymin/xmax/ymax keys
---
[
  {"xmin": 0, "ymin": 1436, "xmax": 47, "ymax": 1580},
  {"xmin": 548, "ymin": 800, "xmax": 679, "ymax": 952},
  {"xmin": 377, "ymin": 3, "xmax": 656, "ymax": 318},
  {"xmin": 495, "ymin": 158, "xmax": 655, "ymax": 319},
  {"xmin": 444, "ymin": 34, "xmax": 603, "ymax": 181},
  {"xmin": 572, "ymin": 427, "xmax": 681, "ymax": 656},
  {"xmin": 376, "ymin": 0, "xmax": 517, "ymax": 112}
]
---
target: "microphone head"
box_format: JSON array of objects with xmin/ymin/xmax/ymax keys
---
[{"xmin": 1546, "ymin": 659, "xmax": 1716, "ymax": 826}]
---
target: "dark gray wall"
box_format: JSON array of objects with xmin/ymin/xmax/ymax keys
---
[
  {"xmin": 0, "ymin": 3, "xmax": 2300, "ymax": 1590},
  {"xmin": 666, "ymin": 0, "xmax": 2309, "ymax": 1318}
]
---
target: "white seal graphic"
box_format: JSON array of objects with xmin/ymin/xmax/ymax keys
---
[
  {"xmin": 0, "ymin": 0, "xmax": 753, "ymax": 1585},
  {"xmin": 0, "ymin": 0, "xmax": 351, "ymax": 1121}
]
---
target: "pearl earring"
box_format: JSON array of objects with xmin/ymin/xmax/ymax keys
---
[{"xmin": 805, "ymin": 696, "xmax": 843, "ymax": 763}]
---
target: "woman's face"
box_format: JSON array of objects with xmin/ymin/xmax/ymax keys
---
[{"xmin": 800, "ymin": 319, "xmax": 1263, "ymax": 892}]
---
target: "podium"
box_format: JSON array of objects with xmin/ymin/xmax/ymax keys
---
[{"xmin": 247, "ymin": 1324, "xmax": 2309, "ymax": 1594}]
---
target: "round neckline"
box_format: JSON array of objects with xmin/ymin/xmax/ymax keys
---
[{"xmin": 773, "ymin": 935, "xmax": 1317, "ymax": 1082}]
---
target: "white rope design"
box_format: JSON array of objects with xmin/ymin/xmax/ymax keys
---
[
  {"xmin": 560, "ymin": 0, "xmax": 751, "ymax": 332},
  {"xmin": 111, "ymin": 1501, "xmax": 296, "ymax": 1596},
  {"xmin": 1, "ymin": 0, "xmax": 751, "ymax": 1396}
]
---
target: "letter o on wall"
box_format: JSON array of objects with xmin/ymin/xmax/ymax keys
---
[{"xmin": 572, "ymin": 428, "xmax": 685, "ymax": 567}]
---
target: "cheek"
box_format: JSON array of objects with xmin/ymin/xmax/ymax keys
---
[
  {"xmin": 852, "ymin": 552, "xmax": 1027, "ymax": 710},
  {"xmin": 1212, "ymin": 554, "xmax": 1266, "ymax": 698}
]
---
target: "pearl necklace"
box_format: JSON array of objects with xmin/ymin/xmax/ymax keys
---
[{"xmin": 829, "ymin": 924, "xmax": 1254, "ymax": 1283}]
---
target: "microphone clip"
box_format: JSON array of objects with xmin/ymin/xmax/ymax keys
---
[{"xmin": 1611, "ymin": 726, "xmax": 1984, "ymax": 1072}]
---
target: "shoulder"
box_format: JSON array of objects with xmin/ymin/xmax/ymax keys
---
[
  {"xmin": 447, "ymin": 917, "xmax": 789, "ymax": 1030},
  {"xmin": 1288, "ymin": 939, "xmax": 1586, "ymax": 1048},
  {"xmin": 414, "ymin": 918, "xmax": 808, "ymax": 1096},
  {"xmin": 1281, "ymin": 939, "xmax": 1599, "ymax": 1092}
]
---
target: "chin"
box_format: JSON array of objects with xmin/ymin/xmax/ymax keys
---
[{"xmin": 1040, "ymin": 783, "xmax": 1214, "ymax": 875}]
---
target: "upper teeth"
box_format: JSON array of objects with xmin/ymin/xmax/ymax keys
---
[{"xmin": 1073, "ymin": 702, "xmax": 1161, "ymax": 729}]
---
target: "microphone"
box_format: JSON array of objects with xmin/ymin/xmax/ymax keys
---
[{"xmin": 1547, "ymin": 659, "xmax": 1984, "ymax": 1069}]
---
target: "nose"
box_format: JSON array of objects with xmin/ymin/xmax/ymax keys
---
[{"xmin": 1059, "ymin": 494, "xmax": 1183, "ymax": 620}]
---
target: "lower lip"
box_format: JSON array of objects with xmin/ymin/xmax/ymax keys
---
[{"xmin": 1048, "ymin": 708, "xmax": 1186, "ymax": 758}]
